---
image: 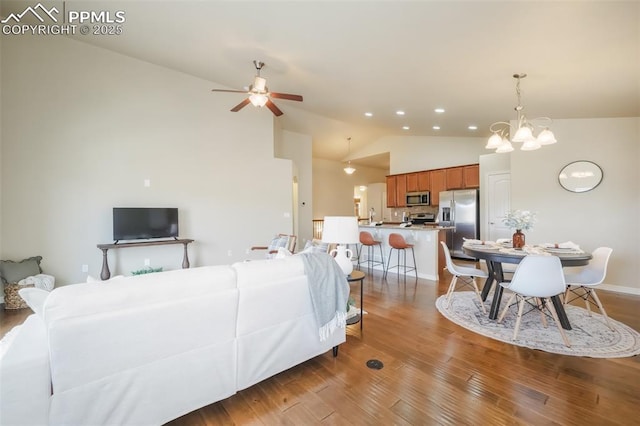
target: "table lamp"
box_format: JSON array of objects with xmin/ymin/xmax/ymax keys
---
[{"xmin": 322, "ymin": 216, "xmax": 359, "ymax": 276}]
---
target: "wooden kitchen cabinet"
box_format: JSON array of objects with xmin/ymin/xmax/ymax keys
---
[
  {"xmin": 430, "ymin": 169, "xmax": 446, "ymax": 206},
  {"xmin": 395, "ymin": 174, "xmax": 407, "ymax": 207},
  {"xmin": 463, "ymin": 164, "xmax": 480, "ymax": 188},
  {"xmin": 446, "ymin": 167, "xmax": 463, "ymax": 189},
  {"xmin": 417, "ymin": 171, "xmax": 430, "ymax": 191},
  {"xmin": 406, "ymin": 173, "xmax": 419, "ymax": 192},
  {"xmin": 386, "ymin": 174, "xmax": 408, "ymax": 207},
  {"xmin": 445, "ymin": 164, "xmax": 479, "ymax": 189},
  {"xmin": 386, "ymin": 175, "xmax": 397, "ymax": 207},
  {"xmin": 387, "ymin": 164, "xmax": 477, "ymax": 207}
]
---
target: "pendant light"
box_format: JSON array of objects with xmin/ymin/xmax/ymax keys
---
[{"xmin": 344, "ymin": 137, "xmax": 356, "ymax": 175}]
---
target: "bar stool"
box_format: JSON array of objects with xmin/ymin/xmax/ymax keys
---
[
  {"xmin": 384, "ymin": 233, "xmax": 417, "ymax": 280},
  {"xmin": 357, "ymin": 231, "xmax": 385, "ymax": 272}
]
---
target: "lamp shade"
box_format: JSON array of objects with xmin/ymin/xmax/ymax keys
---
[
  {"xmin": 322, "ymin": 216, "xmax": 359, "ymax": 244},
  {"xmin": 496, "ymin": 138, "xmax": 514, "ymax": 153},
  {"xmin": 537, "ymin": 128, "xmax": 557, "ymax": 145},
  {"xmin": 485, "ymin": 133, "xmax": 503, "ymax": 149},
  {"xmin": 521, "ymin": 139, "xmax": 541, "ymax": 151},
  {"xmin": 512, "ymin": 126, "xmax": 535, "ymax": 143}
]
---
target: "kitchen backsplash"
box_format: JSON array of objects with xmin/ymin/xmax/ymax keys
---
[{"xmin": 388, "ymin": 206, "xmax": 439, "ymax": 221}]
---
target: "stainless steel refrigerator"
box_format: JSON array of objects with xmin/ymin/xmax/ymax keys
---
[{"xmin": 438, "ymin": 189, "xmax": 479, "ymax": 260}]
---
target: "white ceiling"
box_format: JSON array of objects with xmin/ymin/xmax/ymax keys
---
[{"xmin": 2, "ymin": 1, "xmax": 638, "ymax": 170}]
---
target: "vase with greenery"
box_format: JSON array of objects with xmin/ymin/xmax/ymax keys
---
[{"xmin": 502, "ymin": 210, "xmax": 536, "ymax": 249}]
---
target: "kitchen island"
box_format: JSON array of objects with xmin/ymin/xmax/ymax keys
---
[{"xmin": 358, "ymin": 224, "xmax": 452, "ymax": 280}]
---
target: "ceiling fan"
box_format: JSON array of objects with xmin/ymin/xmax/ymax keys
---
[{"xmin": 211, "ymin": 60, "xmax": 303, "ymax": 117}]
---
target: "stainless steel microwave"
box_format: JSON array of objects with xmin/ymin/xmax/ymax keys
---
[{"xmin": 406, "ymin": 191, "xmax": 430, "ymax": 206}]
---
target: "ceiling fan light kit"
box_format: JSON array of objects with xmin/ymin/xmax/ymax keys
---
[
  {"xmin": 211, "ymin": 60, "xmax": 303, "ymax": 116},
  {"xmin": 487, "ymin": 73, "xmax": 558, "ymax": 153}
]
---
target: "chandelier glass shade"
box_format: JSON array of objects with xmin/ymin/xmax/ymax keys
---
[{"xmin": 487, "ymin": 74, "xmax": 557, "ymax": 153}]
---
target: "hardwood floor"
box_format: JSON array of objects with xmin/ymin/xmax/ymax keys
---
[{"xmin": 2, "ymin": 268, "xmax": 639, "ymax": 425}]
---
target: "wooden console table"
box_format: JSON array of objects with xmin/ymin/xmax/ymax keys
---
[{"xmin": 97, "ymin": 239, "xmax": 194, "ymax": 280}]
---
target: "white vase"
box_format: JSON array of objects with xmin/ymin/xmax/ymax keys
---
[{"xmin": 330, "ymin": 245, "xmax": 354, "ymax": 276}]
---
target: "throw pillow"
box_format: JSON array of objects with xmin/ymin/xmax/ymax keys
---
[
  {"xmin": 17, "ymin": 287, "xmax": 49, "ymax": 318},
  {"xmin": 302, "ymin": 239, "xmax": 330, "ymax": 254},
  {"xmin": 0, "ymin": 256, "xmax": 43, "ymax": 284},
  {"xmin": 267, "ymin": 235, "xmax": 290, "ymax": 252}
]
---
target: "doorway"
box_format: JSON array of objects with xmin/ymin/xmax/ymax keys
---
[{"xmin": 487, "ymin": 172, "xmax": 511, "ymax": 241}]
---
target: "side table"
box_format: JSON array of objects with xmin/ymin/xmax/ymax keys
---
[{"xmin": 346, "ymin": 270, "xmax": 365, "ymax": 330}]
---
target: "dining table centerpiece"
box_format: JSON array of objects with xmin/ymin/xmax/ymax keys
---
[{"xmin": 502, "ymin": 210, "xmax": 537, "ymax": 249}]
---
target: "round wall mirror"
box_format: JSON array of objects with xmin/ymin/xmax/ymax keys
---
[{"xmin": 558, "ymin": 161, "xmax": 603, "ymax": 193}]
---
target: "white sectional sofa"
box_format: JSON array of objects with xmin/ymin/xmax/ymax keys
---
[{"xmin": 0, "ymin": 255, "xmax": 348, "ymax": 425}]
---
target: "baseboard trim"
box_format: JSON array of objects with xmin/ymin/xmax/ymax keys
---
[{"xmin": 599, "ymin": 284, "xmax": 640, "ymax": 296}]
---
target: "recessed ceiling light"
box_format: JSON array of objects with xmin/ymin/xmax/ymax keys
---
[
  {"xmin": 364, "ymin": 112, "xmax": 373, "ymax": 117},
  {"xmin": 434, "ymin": 108, "xmax": 445, "ymax": 113},
  {"xmin": 433, "ymin": 125, "xmax": 441, "ymax": 130},
  {"xmin": 396, "ymin": 110, "xmax": 405, "ymax": 116},
  {"xmin": 402, "ymin": 126, "xmax": 410, "ymax": 130},
  {"xmin": 468, "ymin": 125, "xmax": 478, "ymax": 130}
]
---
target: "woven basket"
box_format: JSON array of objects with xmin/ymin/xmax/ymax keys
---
[{"xmin": 3, "ymin": 283, "xmax": 34, "ymax": 310}]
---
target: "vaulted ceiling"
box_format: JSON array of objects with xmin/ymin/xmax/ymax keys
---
[{"xmin": 2, "ymin": 1, "xmax": 638, "ymax": 169}]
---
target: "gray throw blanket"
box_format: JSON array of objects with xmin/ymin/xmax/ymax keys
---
[{"xmin": 299, "ymin": 252, "xmax": 350, "ymax": 341}]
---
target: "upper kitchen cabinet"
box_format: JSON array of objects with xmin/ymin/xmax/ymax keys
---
[
  {"xmin": 406, "ymin": 173, "xmax": 418, "ymax": 192},
  {"xmin": 386, "ymin": 175, "xmax": 397, "ymax": 207},
  {"xmin": 406, "ymin": 171, "xmax": 430, "ymax": 192},
  {"xmin": 430, "ymin": 169, "xmax": 446, "ymax": 206},
  {"xmin": 445, "ymin": 164, "xmax": 480, "ymax": 190},
  {"xmin": 446, "ymin": 167, "xmax": 463, "ymax": 189},
  {"xmin": 386, "ymin": 174, "xmax": 408, "ymax": 207},
  {"xmin": 395, "ymin": 174, "xmax": 407, "ymax": 207},
  {"xmin": 417, "ymin": 171, "xmax": 430, "ymax": 191},
  {"xmin": 462, "ymin": 164, "xmax": 480, "ymax": 188}
]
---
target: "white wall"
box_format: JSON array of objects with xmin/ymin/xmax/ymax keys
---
[
  {"xmin": 349, "ymin": 135, "xmax": 487, "ymax": 175},
  {"xmin": 312, "ymin": 159, "xmax": 387, "ymax": 219},
  {"xmin": 509, "ymin": 117, "xmax": 639, "ymax": 292},
  {"xmin": 1, "ymin": 35, "xmax": 293, "ymax": 285},
  {"xmin": 275, "ymin": 130, "xmax": 313, "ymax": 247}
]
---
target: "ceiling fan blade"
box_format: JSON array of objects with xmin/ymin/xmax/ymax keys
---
[
  {"xmin": 269, "ymin": 92, "xmax": 303, "ymax": 102},
  {"xmin": 211, "ymin": 89, "xmax": 248, "ymax": 94},
  {"xmin": 230, "ymin": 98, "xmax": 251, "ymax": 112},
  {"xmin": 265, "ymin": 99, "xmax": 284, "ymax": 116}
]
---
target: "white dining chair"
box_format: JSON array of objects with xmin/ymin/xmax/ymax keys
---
[
  {"xmin": 563, "ymin": 247, "xmax": 614, "ymax": 331},
  {"xmin": 497, "ymin": 255, "xmax": 570, "ymax": 347},
  {"xmin": 440, "ymin": 241, "xmax": 487, "ymax": 313}
]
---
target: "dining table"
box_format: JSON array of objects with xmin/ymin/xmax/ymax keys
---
[{"xmin": 462, "ymin": 243, "xmax": 592, "ymax": 330}]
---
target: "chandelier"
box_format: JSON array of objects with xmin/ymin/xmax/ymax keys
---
[
  {"xmin": 486, "ymin": 73, "xmax": 557, "ymax": 153},
  {"xmin": 343, "ymin": 137, "xmax": 356, "ymax": 175}
]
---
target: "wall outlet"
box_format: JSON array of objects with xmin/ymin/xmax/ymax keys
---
[
  {"xmin": 245, "ymin": 248, "xmax": 250, "ymax": 254},
  {"xmin": 144, "ymin": 258, "xmax": 150, "ymax": 266},
  {"xmin": 227, "ymin": 250, "xmax": 232, "ymax": 257},
  {"xmin": 144, "ymin": 179, "xmax": 151, "ymax": 187},
  {"xmin": 81, "ymin": 264, "xmax": 89, "ymax": 273}
]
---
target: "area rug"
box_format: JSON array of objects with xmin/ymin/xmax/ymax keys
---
[{"xmin": 436, "ymin": 291, "xmax": 640, "ymax": 358}]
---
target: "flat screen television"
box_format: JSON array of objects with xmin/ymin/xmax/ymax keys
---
[{"xmin": 113, "ymin": 207, "xmax": 179, "ymax": 242}]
